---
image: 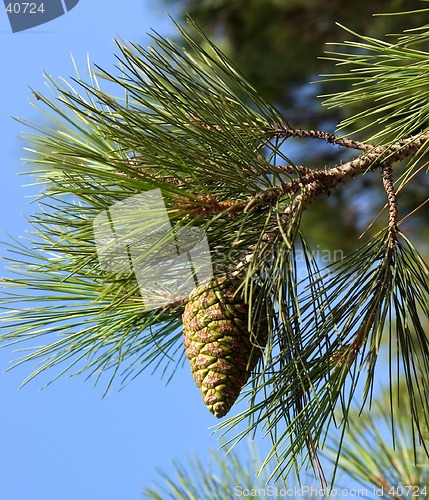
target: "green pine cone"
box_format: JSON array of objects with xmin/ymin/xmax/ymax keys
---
[{"xmin": 182, "ymin": 277, "xmax": 268, "ymax": 418}]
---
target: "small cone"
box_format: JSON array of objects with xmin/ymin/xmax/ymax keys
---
[{"xmin": 182, "ymin": 278, "xmax": 267, "ymax": 418}]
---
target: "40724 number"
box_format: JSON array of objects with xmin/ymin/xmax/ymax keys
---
[{"xmin": 5, "ymin": 3, "xmax": 45, "ymax": 14}]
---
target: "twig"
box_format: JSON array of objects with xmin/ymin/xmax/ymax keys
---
[
  {"xmin": 277, "ymin": 164, "xmax": 313, "ymax": 175},
  {"xmin": 171, "ymin": 193, "xmax": 239, "ymax": 218},
  {"xmin": 381, "ymin": 164, "xmax": 399, "ymax": 246},
  {"xmin": 270, "ymin": 126, "xmax": 374, "ymax": 151}
]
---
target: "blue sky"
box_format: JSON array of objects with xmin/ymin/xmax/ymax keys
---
[{"xmin": 0, "ymin": 2, "xmax": 233, "ymax": 499}]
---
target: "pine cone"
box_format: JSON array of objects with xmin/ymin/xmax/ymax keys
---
[{"xmin": 182, "ymin": 278, "xmax": 268, "ymax": 418}]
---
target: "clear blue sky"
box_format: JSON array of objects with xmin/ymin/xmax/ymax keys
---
[{"xmin": 0, "ymin": 3, "xmax": 235, "ymax": 499}]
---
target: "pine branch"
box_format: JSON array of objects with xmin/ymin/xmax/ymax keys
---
[
  {"xmin": 0, "ymin": 14, "xmax": 428, "ymax": 488},
  {"xmin": 289, "ymin": 131, "xmax": 429, "ymax": 209},
  {"xmin": 165, "ymin": 130, "xmax": 429, "ymax": 226}
]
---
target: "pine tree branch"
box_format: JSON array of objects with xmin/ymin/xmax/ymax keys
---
[
  {"xmin": 230, "ymin": 131, "xmax": 429, "ymax": 276},
  {"xmin": 174, "ymin": 131, "xmax": 429, "ymax": 223},
  {"xmin": 283, "ymin": 130, "xmax": 429, "ymax": 211}
]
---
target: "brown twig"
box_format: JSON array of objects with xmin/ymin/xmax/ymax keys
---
[
  {"xmin": 381, "ymin": 164, "xmax": 399, "ymax": 247},
  {"xmin": 270, "ymin": 126, "xmax": 375, "ymax": 151},
  {"xmin": 170, "ymin": 193, "xmax": 239, "ymax": 218},
  {"xmin": 277, "ymin": 164, "xmax": 313, "ymax": 175}
]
